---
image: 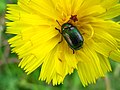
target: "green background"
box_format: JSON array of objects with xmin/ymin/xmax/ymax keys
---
[{"xmin": 0, "ymin": 0, "xmax": 120, "ymax": 90}]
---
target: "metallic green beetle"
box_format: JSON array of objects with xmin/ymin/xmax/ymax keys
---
[{"xmin": 55, "ymin": 21, "xmax": 84, "ymax": 53}]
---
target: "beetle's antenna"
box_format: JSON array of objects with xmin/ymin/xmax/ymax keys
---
[
  {"xmin": 67, "ymin": 20, "xmax": 70, "ymax": 23},
  {"xmin": 73, "ymin": 50, "xmax": 75, "ymax": 54},
  {"xmin": 56, "ymin": 20, "xmax": 61, "ymax": 26}
]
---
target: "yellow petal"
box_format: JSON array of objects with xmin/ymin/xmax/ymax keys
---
[
  {"xmin": 109, "ymin": 49, "xmax": 120, "ymax": 62},
  {"xmin": 78, "ymin": 5, "xmax": 106, "ymax": 18},
  {"xmin": 98, "ymin": 4, "xmax": 120, "ymax": 19},
  {"xmin": 77, "ymin": 43, "xmax": 104, "ymax": 86},
  {"xmin": 101, "ymin": 0, "xmax": 119, "ymax": 9},
  {"xmin": 39, "ymin": 45, "xmax": 65, "ymax": 85}
]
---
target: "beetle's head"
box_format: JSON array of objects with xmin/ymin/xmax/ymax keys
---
[{"xmin": 61, "ymin": 23, "xmax": 72, "ymax": 31}]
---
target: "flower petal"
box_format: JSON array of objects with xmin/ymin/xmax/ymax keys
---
[
  {"xmin": 78, "ymin": 5, "xmax": 106, "ymax": 18},
  {"xmin": 18, "ymin": 0, "xmax": 59, "ymax": 20},
  {"xmin": 101, "ymin": 0, "xmax": 119, "ymax": 9},
  {"xmin": 19, "ymin": 36, "xmax": 59, "ymax": 74},
  {"xmin": 91, "ymin": 19, "xmax": 120, "ymax": 40},
  {"xmin": 77, "ymin": 43, "xmax": 104, "ymax": 86},
  {"xmin": 39, "ymin": 45, "xmax": 65, "ymax": 85},
  {"xmin": 109, "ymin": 49, "xmax": 120, "ymax": 62},
  {"xmin": 98, "ymin": 4, "xmax": 120, "ymax": 19},
  {"xmin": 64, "ymin": 42, "xmax": 78, "ymax": 69},
  {"xmin": 98, "ymin": 54, "xmax": 112, "ymax": 73}
]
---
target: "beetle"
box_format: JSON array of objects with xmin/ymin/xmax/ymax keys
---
[{"xmin": 55, "ymin": 19, "xmax": 84, "ymax": 54}]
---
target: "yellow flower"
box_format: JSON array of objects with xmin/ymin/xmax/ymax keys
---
[{"xmin": 6, "ymin": 0, "xmax": 120, "ymax": 86}]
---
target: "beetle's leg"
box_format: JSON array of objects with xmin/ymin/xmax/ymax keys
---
[
  {"xmin": 73, "ymin": 50, "xmax": 75, "ymax": 54},
  {"xmin": 58, "ymin": 37, "xmax": 63, "ymax": 44},
  {"xmin": 56, "ymin": 20, "xmax": 61, "ymax": 26},
  {"xmin": 55, "ymin": 27, "xmax": 63, "ymax": 44},
  {"xmin": 67, "ymin": 20, "xmax": 70, "ymax": 23},
  {"xmin": 55, "ymin": 27, "xmax": 61, "ymax": 33}
]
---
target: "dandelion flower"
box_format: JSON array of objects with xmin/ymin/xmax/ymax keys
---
[{"xmin": 6, "ymin": 0, "xmax": 120, "ymax": 86}]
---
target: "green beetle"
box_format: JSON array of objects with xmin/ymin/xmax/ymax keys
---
[{"xmin": 55, "ymin": 21, "xmax": 84, "ymax": 53}]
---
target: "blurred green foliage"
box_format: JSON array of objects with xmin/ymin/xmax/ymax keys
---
[
  {"xmin": 0, "ymin": 0, "xmax": 120, "ymax": 90},
  {"xmin": 0, "ymin": 0, "xmax": 7, "ymax": 15}
]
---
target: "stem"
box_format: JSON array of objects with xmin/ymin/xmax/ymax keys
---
[{"xmin": 104, "ymin": 75, "xmax": 112, "ymax": 90}]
